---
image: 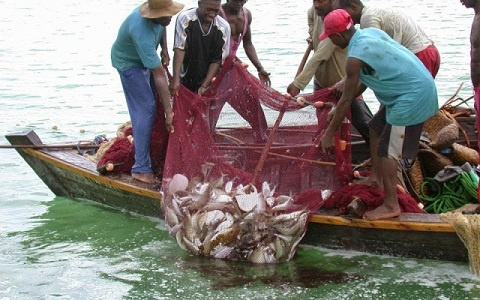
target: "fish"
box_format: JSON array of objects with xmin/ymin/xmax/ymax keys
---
[{"xmin": 163, "ymin": 175, "xmax": 309, "ymax": 264}]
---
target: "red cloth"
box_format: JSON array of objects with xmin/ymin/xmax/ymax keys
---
[
  {"xmin": 97, "ymin": 137, "xmax": 134, "ymax": 174},
  {"xmin": 97, "ymin": 97, "xmax": 169, "ymax": 176},
  {"xmin": 322, "ymin": 184, "xmax": 424, "ymax": 214},
  {"xmin": 415, "ymin": 45, "xmax": 440, "ymax": 78}
]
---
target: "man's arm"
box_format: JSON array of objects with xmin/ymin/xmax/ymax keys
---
[
  {"xmin": 287, "ymin": 39, "xmax": 337, "ymax": 96},
  {"xmin": 152, "ymin": 66, "xmax": 174, "ymax": 133},
  {"xmin": 198, "ymin": 62, "xmax": 221, "ymax": 95},
  {"xmin": 169, "ymin": 48, "xmax": 185, "ymax": 96},
  {"xmin": 160, "ymin": 29, "xmax": 169, "ymax": 66},
  {"xmin": 242, "ymin": 10, "xmax": 271, "ymax": 86},
  {"xmin": 320, "ymin": 57, "xmax": 365, "ymax": 151}
]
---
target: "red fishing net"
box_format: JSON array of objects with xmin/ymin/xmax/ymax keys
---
[
  {"xmin": 163, "ymin": 54, "xmax": 352, "ymax": 200},
  {"xmin": 95, "ymin": 54, "xmax": 427, "ymax": 263},
  {"xmin": 160, "ymin": 55, "xmax": 354, "ymax": 263}
]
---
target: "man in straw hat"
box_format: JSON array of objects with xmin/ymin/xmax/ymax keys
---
[
  {"xmin": 111, "ymin": 0, "xmax": 184, "ymax": 184},
  {"xmin": 318, "ymin": 9, "xmax": 439, "ymax": 220}
]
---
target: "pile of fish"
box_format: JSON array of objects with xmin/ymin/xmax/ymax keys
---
[{"xmin": 162, "ymin": 166, "xmax": 309, "ymax": 264}]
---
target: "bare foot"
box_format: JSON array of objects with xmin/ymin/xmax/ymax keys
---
[
  {"xmin": 353, "ymin": 177, "xmax": 382, "ymax": 189},
  {"xmin": 132, "ymin": 173, "xmax": 159, "ymax": 184},
  {"xmin": 363, "ymin": 204, "xmax": 401, "ymax": 220}
]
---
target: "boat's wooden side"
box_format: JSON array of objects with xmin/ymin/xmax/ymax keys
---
[
  {"xmin": 306, "ymin": 213, "xmax": 468, "ymax": 261},
  {"xmin": 6, "ymin": 131, "xmax": 163, "ymax": 217},
  {"xmin": 6, "ymin": 130, "xmax": 469, "ymax": 262}
]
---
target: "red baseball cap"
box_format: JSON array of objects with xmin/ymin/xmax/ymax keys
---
[{"xmin": 319, "ymin": 9, "xmax": 354, "ymax": 41}]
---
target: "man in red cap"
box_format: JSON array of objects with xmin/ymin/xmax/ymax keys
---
[{"xmin": 319, "ymin": 9, "xmax": 439, "ymax": 220}]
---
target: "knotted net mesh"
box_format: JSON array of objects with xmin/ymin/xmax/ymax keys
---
[
  {"xmin": 160, "ymin": 55, "xmax": 352, "ymax": 263},
  {"xmin": 163, "ymin": 55, "xmax": 352, "ymax": 193}
]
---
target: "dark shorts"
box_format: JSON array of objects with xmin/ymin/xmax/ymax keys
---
[{"xmin": 369, "ymin": 106, "xmax": 423, "ymax": 160}]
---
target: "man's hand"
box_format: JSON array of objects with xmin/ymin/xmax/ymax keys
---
[
  {"xmin": 258, "ymin": 69, "xmax": 271, "ymax": 87},
  {"xmin": 169, "ymin": 78, "xmax": 180, "ymax": 97},
  {"xmin": 287, "ymin": 82, "xmax": 300, "ymax": 97},
  {"xmin": 330, "ymin": 78, "xmax": 345, "ymax": 98},
  {"xmin": 165, "ymin": 111, "xmax": 174, "ymax": 133},
  {"xmin": 161, "ymin": 49, "xmax": 170, "ymax": 66},
  {"xmin": 327, "ymin": 107, "xmax": 335, "ymax": 123},
  {"xmin": 318, "ymin": 132, "xmax": 335, "ymax": 152},
  {"xmin": 198, "ymin": 86, "xmax": 208, "ymax": 95}
]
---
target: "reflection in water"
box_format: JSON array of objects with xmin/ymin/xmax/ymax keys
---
[{"xmin": 180, "ymin": 255, "xmax": 364, "ymax": 290}]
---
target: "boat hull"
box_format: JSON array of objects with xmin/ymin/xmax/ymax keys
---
[{"xmin": 6, "ymin": 130, "xmax": 469, "ymax": 262}]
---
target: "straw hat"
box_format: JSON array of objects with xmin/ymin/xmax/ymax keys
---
[{"xmin": 140, "ymin": 0, "xmax": 184, "ymax": 18}]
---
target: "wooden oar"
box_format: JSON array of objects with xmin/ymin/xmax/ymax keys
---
[
  {"xmin": 251, "ymin": 97, "xmax": 290, "ymax": 184},
  {"xmin": 0, "ymin": 143, "xmax": 101, "ymax": 149},
  {"xmin": 295, "ymin": 43, "xmax": 313, "ymax": 77}
]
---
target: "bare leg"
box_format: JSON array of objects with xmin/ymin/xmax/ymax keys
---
[
  {"xmin": 363, "ymin": 157, "xmax": 401, "ymax": 220},
  {"xmin": 355, "ymin": 127, "xmax": 383, "ymax": 188}
]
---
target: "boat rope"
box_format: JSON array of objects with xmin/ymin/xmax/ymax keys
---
[{"xmin": 420, "ymin": 172, "xmax": 478, "ymax": 214}]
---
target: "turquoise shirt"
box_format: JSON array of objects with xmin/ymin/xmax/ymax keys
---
[
  {"xmin": 348, "ymin": 28, "xmax": 438, "ymax": 126},
  {"xmin": 111, "ymin": 6, "xmax": 164, "ymax": 71}
]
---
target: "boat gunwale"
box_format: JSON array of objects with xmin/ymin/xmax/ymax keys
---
[
  {"xmin": 23, "ymin": 147, "xmax": 161, "ymax": 200},
  {"xmin": 21, "ymin": 146, "xmax": 456, "ymax": 234}
]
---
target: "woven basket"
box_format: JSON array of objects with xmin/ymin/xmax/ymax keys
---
[
  {"xmin": 417, "ymin": 143, "xmax": 454, "ymax": 178},
  {"xmin": 451, "ymin": 143, "xmax": 479, "ymax": 166},
  {"xmin": 423, "ymin": 111, "xmax": 458, "ymax": 150},
  {"xmin": 405, "ymin": 159, "xmax": 424, "ymax": 196}
]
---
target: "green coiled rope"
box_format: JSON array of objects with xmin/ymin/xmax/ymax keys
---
[{"xmin": 420, "ymin": 172, "xmax": 478, "ymax": 214}]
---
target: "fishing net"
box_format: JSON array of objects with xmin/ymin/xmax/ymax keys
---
[
  {"xmin": 163, "ymin": 55, "xmax": 351, "ymax": 189},
  {"xmin": 441, "ymin": 209, "xmax": 480, "ymax": 276},
  {"xmin": 161, "ymin": 55, "xmax": 352, "ymax": 263}
]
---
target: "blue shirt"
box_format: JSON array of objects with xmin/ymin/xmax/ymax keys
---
[
  {"xmin": 111, "ymin": 6, "xmax": 164, "ymax": 71},
  {"xmin": 348, "ymin": 28, "xmax": 438, "ymax": 126}
]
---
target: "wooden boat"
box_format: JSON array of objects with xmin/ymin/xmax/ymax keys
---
[{"xmin": 5, "ymin": 116, "xmax": 477, "ymax": 262}]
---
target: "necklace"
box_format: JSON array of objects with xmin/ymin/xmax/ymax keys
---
[{"xmin": 197, "ymin": 17, "xmax": 213, "ymax": 36}]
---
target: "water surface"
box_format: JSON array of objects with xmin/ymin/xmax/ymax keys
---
[{"xmin": 1, "ymin": 0, "xmax": 479, "ymax": 299}]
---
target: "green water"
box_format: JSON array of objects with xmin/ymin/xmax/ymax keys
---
[
  {"xmin": 1, "ymin": 0, "xmax": 480, "ymax": 298},
  {"xmin": 2, "ymin": 196, "xmax": 479, "ymax": 299}
]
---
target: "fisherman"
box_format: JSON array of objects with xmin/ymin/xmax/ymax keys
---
[
  {"xmin": 111, "ymin": 0, "xmax": 183, "ymax": 184},
  {"xmin": 460, "ymin": 0, "xmax": 480, "ymax": 173},
  {"xmin": 318, "ymin": 9, "xmax": 439, "ymax": 220},
  {"xmin": 333, "ymin": 0, "xmax": 440, "ymax": 78},
  {"xmin": 170, "ymin": 0, "xmax": 231, "ymax": 96},
  {"xmin": 218, "ymin": 0, "xmax": 269, "ymax": 142},
  {"xmin": 219, "ymin": 0, "xmax": 271, "ymax": 86},
  {"xmin": 287, "ymin": 0, "xmax": 372, "ymax": 145}
]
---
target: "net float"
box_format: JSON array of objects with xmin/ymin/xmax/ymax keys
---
[
  {"xmin": 106, "ymin": 162, "xmax": 114, "ymax": 171},
  {"xmin": 287, "ymin": 96, "xmax": 335, "ymax": 109},
  {"xmin": 296, "ymin": 96, "xmax": 307, "ymax": 106}
]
